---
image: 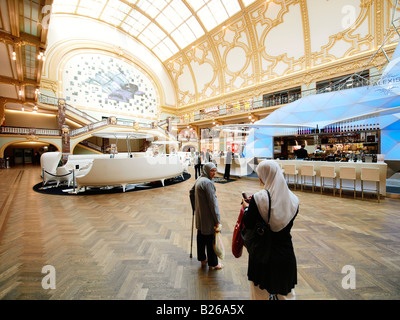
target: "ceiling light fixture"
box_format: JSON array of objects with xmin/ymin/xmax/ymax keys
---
[{"xmin": 37, "ymin": 51, "xmax": 45, "ymax": 61}]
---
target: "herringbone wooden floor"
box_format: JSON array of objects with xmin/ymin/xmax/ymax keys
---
[{"xmin": 1, "ymin": 165, "xmax": 400, "ymax": 300}]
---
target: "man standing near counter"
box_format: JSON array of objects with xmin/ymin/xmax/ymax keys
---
[
  {"xmin": 224, "ymin": 150, "xmax": 233, "ymax": 180},
  {"xmin": 295, "ymin": 145, "xmax": 308, "ymax": 159}
]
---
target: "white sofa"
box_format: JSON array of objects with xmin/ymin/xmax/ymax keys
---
[{"xmin": 75, "ymin": 155, "xmax": 185, "ymax": 192}]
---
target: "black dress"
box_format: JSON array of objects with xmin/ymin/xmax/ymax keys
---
[{"xmin": 243, "ymin": 196, "xmax": 298, "ymax": 295}]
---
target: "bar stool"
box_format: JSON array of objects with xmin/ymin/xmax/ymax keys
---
[
  {"xmin": 361, "ymin": 167, "xmax": 380, "ymax": 202},
  {"xmin": 339, "ymin": 167, "xmax": 356, "ymax": 198},
  {"xmin": 283, "ymin": 164, "xmax": 298, "ymax": 190},
  {"xmin": 300, "ymin": 164, "xmax": 316, "ymax": 192},
  {"xmin": 320, "ymin": 166, "xmax": 336, "ymax": 196}
]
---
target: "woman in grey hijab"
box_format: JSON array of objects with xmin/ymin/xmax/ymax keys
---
[{"xmin": 189, "ymin": 162, "xmax": 223, "ymax": 270}]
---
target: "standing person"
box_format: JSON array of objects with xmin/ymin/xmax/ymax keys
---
[
  {"xmin": 200, "ymin": 151, "xmax": 205, "ymax": 172},
  {"xmin": 194, "ymin": 152, "xmax": 202, "ymax": 179},
  {"xmin": 33, "ymin": 152, "xmax": 40, "ymax": 165},
  {"xmin": 189, "ymin": 163, "xmax": 223, "ymax": 270},
  {"xmin": 242, "ymin": 160, "xmax": 299, "ymax": 300},
  {"xmin": 206, "ymin": 149, "xmax": 211, "ymax": 162},
  {"xmin": 295, "ymin": 144, "xmax": 308, "ymax": 159},
  {"xmin": 223, "ymin": 150, "xmax": 232, "ymax": 180}
]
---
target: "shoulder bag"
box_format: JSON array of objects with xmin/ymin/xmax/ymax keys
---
[
  {"xmin": 232, "ymin": 206, "xmax": 245, "ymax": 258},
  {"xmin": 241, "ymin": 190, "xmax": 272, "ymax": 264}
]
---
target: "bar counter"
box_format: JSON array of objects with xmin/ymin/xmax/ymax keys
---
[{"xmin": 274, "ymin": 159, "xmax": 387, "ymax": 196}]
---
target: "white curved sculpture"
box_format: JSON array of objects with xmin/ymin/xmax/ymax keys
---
[
  {"xmin": 75, "ymin": 155, "xmax": 185, "ymax": 192},
  {"xmin": 55, "ymin": 166, "xmax": 74, "ymax": 187},
  {"xmin": 41, "ymin": 152, "xmax": 74, "ymax": 186}
]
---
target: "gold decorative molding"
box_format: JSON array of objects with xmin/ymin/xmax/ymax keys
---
[
  {"xmin": 177, "ymin": 43, "xmax": 397, "ymax": 115},
  {"xmin": 26, "ymin": 135, "xmax": 39, "ymax": 142},
  {"xmin": 299, "ymin": 0, "xmax": 311, "ymax": 69},
  {"xmin": 39, "ymin": 78, "xmax": 58, "ymax": 94},
  {"xmin": 0, "ymin": 75, "xmax": 38, "ymax": 87},
  {"xmin": 374, "ymin": 0, "xmax": 384, "ymax": 47},
  {"xmin": 58, "ymin": 99, "xmax": 66, "ymax": 106},
  {"xmin": 168, "ymin": 0, "xmax": 383, "ymax": 112},
  {"xmin": 109, "ymin": 116, "xmax": 117, "ymax": 125}
]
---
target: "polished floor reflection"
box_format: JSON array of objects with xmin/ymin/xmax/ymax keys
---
[{"xmin": 0, "ymin": 165, "xmax": 400, "ymax": 300}]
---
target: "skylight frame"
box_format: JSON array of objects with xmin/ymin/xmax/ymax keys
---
[{"xmin": 51, "ymin": 0, "xmax": 243, "ymax": 61}]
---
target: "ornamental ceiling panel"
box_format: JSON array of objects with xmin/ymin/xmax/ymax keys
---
[
  {"xmin": 308, "ymin": 0, "xmax": 373, "ymax": 67},
  {"xmin": 0, "ymin": 43, "xmax": 14, "ymax": 78},
  {"xmin": 387, "ymin": 0, "xmax": 400, "ymax": 44},
  {"xmin": 0, "ymin": 83, "xmax": 18, "ymax": 99},
  {"xmin": 249, "ymin": 0, "xmax": 306, "ymax": 82},
  {"xmin": 187, "ymin": 40, "xmax": 220, "ymax": 100},
  {"xmin": 167, "ymin": 55, "xmax": 196, "ymax": 106},
  {"xmin": 214, "ymin": 17, "xmax": 255, "ymax": 93}
]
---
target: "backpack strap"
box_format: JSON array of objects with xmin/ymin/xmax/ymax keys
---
[{"xmin": 266, "ymin": 190, "xmax": 271, "ymax": 224}]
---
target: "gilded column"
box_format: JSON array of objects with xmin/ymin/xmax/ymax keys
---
[
  {"xmin": 0, "ymin": 97, "xmax": 6, "ymax": 126},
  {"xmin": 58, "ymin": 99, "xmax": 70, "ymax": 164},
  {"xmin": 0, "ymin": 97, "xmax": 6, "ymax": 168},
  {"xmin": 374, "ymin": 0, "xmax": 384, "ymax": 49},
  {"xmin": 299, "ymin": 0, "xmax": 311, "ymax": 69}
]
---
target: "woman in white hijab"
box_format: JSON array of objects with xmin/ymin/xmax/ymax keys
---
[{"xmin": 242, "ymin": 160, "xmax": 299, "ymax": 300}]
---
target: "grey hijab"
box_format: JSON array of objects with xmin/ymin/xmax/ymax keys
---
[{"xmin": 201, "ymin": 162, "xmax": 217, "ymax": 179}]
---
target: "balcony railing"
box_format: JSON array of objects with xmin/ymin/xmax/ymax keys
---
[
  {"xmin": 0, "ymin": 126, "xmax": 60, "ymax": 136},
  {"xmin": 179, "ymin": 73, "xmax": 384, "ymax": 124},
  {"xmin": 38, "ymin": 94, "xmax": 99, "ymax": 124}
]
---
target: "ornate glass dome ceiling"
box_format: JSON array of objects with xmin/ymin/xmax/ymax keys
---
[{"xmin": 51, "ymin": 0, "xmax": 256, "ymax": 61}]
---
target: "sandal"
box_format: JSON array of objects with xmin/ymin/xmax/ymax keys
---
[
  {"xmin": 209, "ymin": 263, "xmax": 224, "ymax": 270},
  {"xmin": 201, "ymin": 260, "xmax": 208, "ymax": 267}
]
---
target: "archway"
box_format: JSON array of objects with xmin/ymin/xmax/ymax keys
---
[
  {"xmin": 2, "ymin": 140, "xmax": 59, "ymax": 167},
  {"xmin": 182, "ymin": 144, "xmax": 196, "ymax": 152}
]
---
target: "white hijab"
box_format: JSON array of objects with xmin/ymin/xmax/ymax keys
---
[{"xmin": 253, "ymin": 160, "xmax": 299, "ymax": 232}]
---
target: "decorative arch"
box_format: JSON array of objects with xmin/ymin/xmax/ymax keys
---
[
  {"xmin": 42, "ymin": 39, "xmax": 173, "ymax": 118},
  {"xmin": 0, "ymin": 138, "xmax": 61, "ymax": 158},
  {"xmin": 181, "ymin": 143, "xmax": 198, "ymax": 153},
  {"xmin": 178, "ymin": 128, "xmax": 198, "ymax": 140}
]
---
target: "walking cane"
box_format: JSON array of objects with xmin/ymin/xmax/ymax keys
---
[{"xmin": 190, "ymin": 209, "xmax": 194, "ymax": 258}]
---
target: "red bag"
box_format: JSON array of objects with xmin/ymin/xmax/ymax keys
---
[{"xmin": 232, "ymin": 206, "xmax": 245, "ymax": 258}]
